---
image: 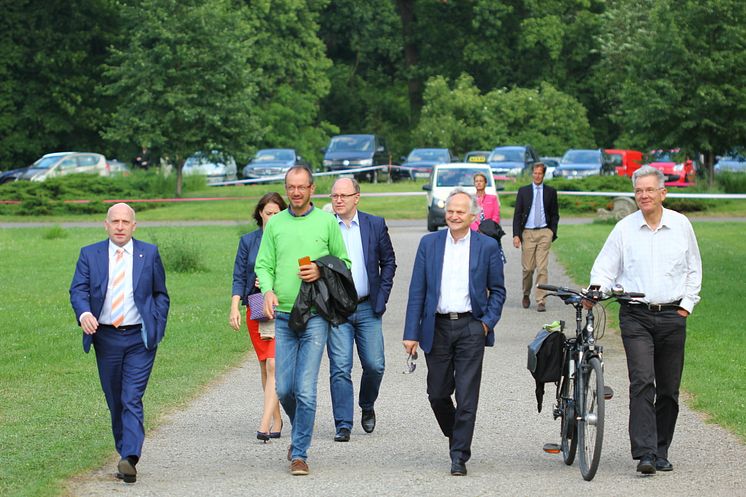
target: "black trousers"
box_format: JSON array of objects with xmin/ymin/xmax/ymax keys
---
[
  {"xmin": 619, "ymin": 304, "xmax": 687, "ymax": 460},
  {"xmin": 425, "ymin": 315, "xmax": 485, "ymax": 464}
]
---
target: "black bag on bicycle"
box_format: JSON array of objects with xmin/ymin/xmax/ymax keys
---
[{"xmin": 527, "ymin": 325, "xmax": 565, "ymax": 413}]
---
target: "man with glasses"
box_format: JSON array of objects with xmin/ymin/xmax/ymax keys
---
[
  {"xmin": 403, "ymin": 189, "xmax": 505, "ymax": 476},
  {"xmin": 587, "ymin": 165, "xmax": 701, "ymax": 475},
  {"xmin": 255, "ymin": 166, "xmax": 350, "ymax": 476},
  {"xmin": 327, "ymin": 178, "xmax": 397, "ymax": 442}
]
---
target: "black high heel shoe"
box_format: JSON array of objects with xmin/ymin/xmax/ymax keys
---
[
  {"xmin": 269, "ymin": 420, "xmax": 283, "ymax": 439},
  {"xmin": 256, "ymin": 431, "xmax": 270, "ymax": 443}
]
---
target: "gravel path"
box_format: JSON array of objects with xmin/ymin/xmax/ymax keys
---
[{"xmin": 66, "ymin": 223, "xmax": 745, "ymax": 497}]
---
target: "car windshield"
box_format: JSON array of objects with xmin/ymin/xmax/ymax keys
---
[
  {"xmin": 647, "ymin": 149, "xmax": 687, "ymax": 163},
  {"xmin": 32, "ymin": 155, "xmax": 68, "ymax": 169},
  {"xmin": 328, "ymin": 135, "xmax": 374, "ymax": 153},
  {"xmin": 185, "ymin": 151, "xmax": 230, "ymax": 167},
  {"xmin": 255, "ymin": 150, "xmax": 294, "ymax": 162},
  {"xmin": 561, "ymin": 150, "xmax": 600, "ymax": 165},
  {"xmin": 606, "ymin": 154, "xmax": 623, "ymax": 167},
  {"xmin": 407, "ymin": 149, "xmax": 449, "ymax": 162},
  {"xmin": 489, "ymin": 149, "xmax": 523, "ymax": 163},
  {"xmin": 436, "ymin": 168, "xmax": 492, "ymax": 188}
]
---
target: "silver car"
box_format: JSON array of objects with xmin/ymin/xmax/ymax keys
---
[
  {"xmin": 16, "ymin": 152, "xmax": 110, "ymax": 181},
  {"xmin": 182, "ymin": 150, "xmax": 238, "ymax": 184}
]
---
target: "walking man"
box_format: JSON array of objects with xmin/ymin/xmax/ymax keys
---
[
  {"xmin": 403, "ymin": 189, "xmax": 505, "ymax": 476},
  {"xmin": 70, "ymin": 203, "xmax": 170, "ymax": 483},
  {"xmin": 512, "ymin": 162, "xmax": 559, "ymax": 312},
  {"xmin": 255, "ymin": 166, "xmax": 350, "ymax": 476},
  {"xmin": 327, "ymin": 178, "xmax": 397, "ymax": 442},
  {"xmin": 588, "ymin": 165, "xmax": 702, "ymax": 475}
]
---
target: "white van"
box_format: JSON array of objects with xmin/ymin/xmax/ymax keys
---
[{"xmin": 422, "ymin": 162, "xmax": 496, "ymax": 232}]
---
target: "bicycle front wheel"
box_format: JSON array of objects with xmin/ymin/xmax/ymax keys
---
[
  {"xmin": 578, "ymin": 356, "xmax": 605, "ymax": 481},
  {"xmin": 560, "ymin": 376, "xmax": 577, "ymax": 465}
]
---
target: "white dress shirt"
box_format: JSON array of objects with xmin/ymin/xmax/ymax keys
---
[
  {"xmin": 437, "ymin": 229, "xmax": 472, "ymax": 314},
  {"xmin": 98, "ymin": 240, "xmax": 143, "ymax": 326},
  {"xmin": 337, "ymin": 211, "xmax": 370, "ymax": 299},
  {"xmin": 525, "ymin": 183, "xmax": 547, "ymax": 229},
  {"xmin": 590, "ymin": 208, "xmax": 702, "ymax": 313}
]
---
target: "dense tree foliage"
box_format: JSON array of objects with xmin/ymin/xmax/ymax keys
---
[{"xmin": 0, "ymin": 0, "xmax": 744, "ymax": 185}]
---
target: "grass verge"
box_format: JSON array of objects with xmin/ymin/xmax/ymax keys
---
[{"xmin": 552, "ymin": 221, "xmax": 746, "ymax": 442}]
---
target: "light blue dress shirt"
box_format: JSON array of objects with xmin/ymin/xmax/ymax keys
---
[{"xmin": 337, "ymin": 211, "xmax": 369, "ymax": 299}]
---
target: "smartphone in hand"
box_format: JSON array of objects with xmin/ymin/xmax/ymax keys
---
[{"xmin": 298, "ymin": 256, "xmax": 311, "ymax": 266}]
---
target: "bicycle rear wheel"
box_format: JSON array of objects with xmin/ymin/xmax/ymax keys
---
[
  {"xmin": 578, "ymin": 356, "xmax": 605, "ymax": 481},
  {"xmin": 560, "ymin": 376, "xmax": 577, "ymax": 465}
]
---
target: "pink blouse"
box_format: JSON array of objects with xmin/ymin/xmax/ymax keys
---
[{"xmin": 470, "ymin": 193, "xmax": 501, "ymax": 231}]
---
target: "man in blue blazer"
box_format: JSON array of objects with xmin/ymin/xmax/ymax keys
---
[
  {"xmin": 70, "ymin": 203, "xmax": 169, "ymax": 483},
  {"xmin": 403, "ymin": 189, "xmax": 505, "ymax": 476},
  {"xmin": 327, "ymin": 178, "xmax": 397, "ymax": 441}
]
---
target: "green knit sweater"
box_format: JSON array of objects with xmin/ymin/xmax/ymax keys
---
[{"xmin": 255, "ymin": 207, "xmax": 350, "ymax": 313}]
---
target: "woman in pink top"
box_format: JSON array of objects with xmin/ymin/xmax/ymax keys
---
[{"xmin": 470, "ymin": 171, "xmax": 500, "ymax": 231}]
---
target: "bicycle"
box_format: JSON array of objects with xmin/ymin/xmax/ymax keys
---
[{"xmin": 538, "ymin": 283, "xmax": 644, "ymax": 481}]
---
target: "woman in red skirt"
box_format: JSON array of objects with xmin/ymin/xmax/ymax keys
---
[{"xmin": 229, "ymin": 192, "xmax": 287, "ymax": 441}]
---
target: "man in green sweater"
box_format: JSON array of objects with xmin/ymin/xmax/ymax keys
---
[{"xmin": 255, "ymin": 166, "xmax": 350, "ymax": 476}]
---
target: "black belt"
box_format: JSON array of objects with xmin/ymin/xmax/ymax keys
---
[
  {"xmin": 627, "ymin": 300, "xmax": 681, "ymax": 312},
  {"xmin": 357, "ymin": 295, "xmax": 369, "ymax": 304},
  {"xmin": 100, "ymin": 323, "xmax": 142, "ymax": 331},
  {"xmin": 436, "ymin": 311, "xmax": 472, "ymax": 320},
  {"xmin": 525, "ymin": 226, "xmax": 548, "ymax": 230}
]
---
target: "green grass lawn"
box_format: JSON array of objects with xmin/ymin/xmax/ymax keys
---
[{"xmin": 553, "ymin": 221, "xmax": 746, "ymax": 441}]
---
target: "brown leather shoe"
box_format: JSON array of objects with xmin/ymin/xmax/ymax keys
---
[
  {"xmin": 522, "ymin": 296, "xmax": 530, "ymax": 309},
  {"xmin": 537, "ymin": 303, "xmax": 546, "ymax": 312},
  {"xmin": 290, "ymin": 459, "xmax": 309, "ymax": 476}
]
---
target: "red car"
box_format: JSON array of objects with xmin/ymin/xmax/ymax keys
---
[
  {"xmin": 605, "ymin": 149, "xmax": 643, "ymax": 177},
  {"xmin": 644, "ymin": 149, "xmax": 696, "ymax": 186}
]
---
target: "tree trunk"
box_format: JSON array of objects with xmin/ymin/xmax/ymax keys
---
[
  {"xmin": 175, "ymin": 155, "xmax": 183, "ymax": 197},
  {"xmin": 703, "ymin": 150, "xmax": 715, "ymax": 188},
  {"xmin": 395, "ymin": 0, "xmax": 422, "ymax": 121}
]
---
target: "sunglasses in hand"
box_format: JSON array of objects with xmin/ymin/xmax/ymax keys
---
[{"xmin": 403, "ymin": 351, "xmax": 418, "ymax": 374}]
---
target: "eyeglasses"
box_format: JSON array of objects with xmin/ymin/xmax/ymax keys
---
[
  {"xmin": 634, "ymin": 187, "xmax": 663, "ymax": 196},
  {"xmin": 402, "ymin": 351, "xmax": 418, "ymax": 374},
  {"xmin": 286, "ymin": 185, "xmax": 311, "ymax": 193},
  {"xmin": 330, "ymin": 193, "xmax": 358, "ymax": 201}
]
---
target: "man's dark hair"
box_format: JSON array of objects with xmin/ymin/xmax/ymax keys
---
[{"xmin": 253, "ymin": 192, "xmax": 287, "ymax": 227}]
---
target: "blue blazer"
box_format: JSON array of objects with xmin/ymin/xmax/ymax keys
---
[
  {"xmin": 403, "ymin": 230, "xmax": 506, "ymax": 354},
  {"xmin": 70, "ymin": 238, "xmax": 170, "ymax": 352},
  {"xmin": 358, "ymin": 211, "xmax": 397, "ymax": 316},
  {"xmin": 231, "ymin": 229, "xmax": 262, "ymax": 305}
]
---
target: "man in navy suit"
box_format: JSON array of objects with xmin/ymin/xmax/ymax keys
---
[
  {"xmin": 403, "ymin": 189, "xmax": 505, "ymax": 476},
  {"xmin": 70, "ymin": 203, "xmax": 169, "ymax": 483},
  {"xmin": 512, "ymin": 163, "xmax": 560, "ymax": 312},
  {"xmin": 327, "ymin": 177, "xmax": 397, "ymax": 442}
]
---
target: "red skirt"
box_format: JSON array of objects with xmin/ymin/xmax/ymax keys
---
[{"xmin": 245, "ymin": 308, "xmax": 275, "ymax": 361}]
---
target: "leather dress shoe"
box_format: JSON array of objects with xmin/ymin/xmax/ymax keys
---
[
  {"xmin": 636, "ymin": 454, "xmax": 656, "ymax": 475},
  {"xmin": 450, "ymin": 460, "xmax": 467, "ymax": 476},
  {"xmin": 537, "ymin": 303, "xmax": 546, "ymax": 312},
  {"xmin": 117, "ymin": 457, "xmax": 137, "ymax": 483},
  {"xmin": 655, "ymin": 457, "xmax": 673, "ymax": 471},
  {"xmin": 334, "ymin": 428, "xmax": 351, "ymax": 442},
  {"xmin": 522, "ymin": 296, "xmax": 530, "ymax": 309},
  {"xmin": 361, "ymin": 409, "xmax": 376, "ymax": 433}
]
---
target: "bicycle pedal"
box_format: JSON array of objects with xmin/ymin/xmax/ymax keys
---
[
  {"xmin": 604, "ymin": 385, "xmax": 614, "ymax": 400},
  {"xmin": 543, "ymin": 443, "xmax": 561, "ymax": 454}
]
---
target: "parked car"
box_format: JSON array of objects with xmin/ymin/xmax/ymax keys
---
[
  {"xmin": 0, "ymin": 165, "xmax": 31, "ymax": 184},
  {"xmin": 553, "ymin": 149, "xmax": 613, "ymax": 179},
  {"xmin": 644, "ymin": 149, "xmax": 696, "ymax": 186},
  {"xmin": 107, "ymin": 159, "xmax": 131, "ymax": 176},
  {"xmin": 322, "ymin": 134, "xmax": 391, "ymax": 182},
  {"xmin": 242, "ymin": 148, "xmax": 310, "ymax": 180},
  {"xmin": 422, "ymin": 162, "xmax": 496, "ymax": 232},
  {"xmin": 182, "ymin": 150, "xmax": 237, "ymax": 184},
  {"xmin": 605, "ymin": 149, "xmax": 643, "ymax": 177},
  {"xmin": 4, "ymin": 152, "xmax": 110, "ymax": 182},
  {"xmin": 463, "ymin": 150, "xmax": 491, "ymax": 164},
  {"xmin": 714, "ymin": 151, "xmax": 746, "ymax": 174},
  {"xmin": 398, "ymin": 148, "xmax": 457, "ymax": 180},
  {"xmin": 487, "ymin": 145, "xmax": 540, "ymax": 177},
  {"xmin": 539, "ymin": 156, "xmax": 561, "ymax": 178}
]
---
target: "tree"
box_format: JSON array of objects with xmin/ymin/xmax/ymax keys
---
[{"xmin": 100, "ymin": 0, "xmax": 262, "ymax": 195}]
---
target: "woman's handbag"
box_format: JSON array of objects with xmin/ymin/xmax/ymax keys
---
[
  {"xmin": 247, "ymin": 292, "xmax": 268, "ymax": 322},
  {"xmin": 258, "ymin": 320, "xmax": 275, "ymax": 340}
]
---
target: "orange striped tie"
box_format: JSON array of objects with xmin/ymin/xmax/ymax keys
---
[{"xmin": 111, "ymin": 249, "xmax": 125, "ymax": 328}]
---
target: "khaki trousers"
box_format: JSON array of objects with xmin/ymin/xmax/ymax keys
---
[{"xmin": 521, "ymin": 228, "xmax": 552, "ymax": 304}]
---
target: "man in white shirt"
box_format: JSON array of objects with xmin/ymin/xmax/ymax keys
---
[
  {"xmin": 403, "ymin": 189, "xmax": 505, "ymax": 476},
  {"xmin": 588, "ymin": 166, "xmax": 702, "ymax": 475}
]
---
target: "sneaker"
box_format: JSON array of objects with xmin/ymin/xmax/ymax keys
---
[{"xmin": 290, "ymin": 459, "xmax": 309, "ymax": 476}]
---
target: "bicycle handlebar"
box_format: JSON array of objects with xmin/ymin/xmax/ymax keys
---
[{"xmin": 537, "ymin": 284, "xmax": 645, "ymax": 301}]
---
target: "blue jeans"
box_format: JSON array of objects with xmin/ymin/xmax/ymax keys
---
[
  {"xmin": 327, "ymin": 300, "xmax": 385, "ymax": 431},
  {"xmin": 274, "ymin": 312, "xmax": 330, "ymax": 461}
]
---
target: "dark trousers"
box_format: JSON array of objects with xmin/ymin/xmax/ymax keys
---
[
  {"xmin": 619, "ymin": 305, "xmax": 686, "ymax": 460},
  {"xmin": 425, "ymin": 315, "xmax": 485, "ymax": 464},
  {"xmin": 93, "ymin": 325, "xmax": 156, "ymax": 461}
]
